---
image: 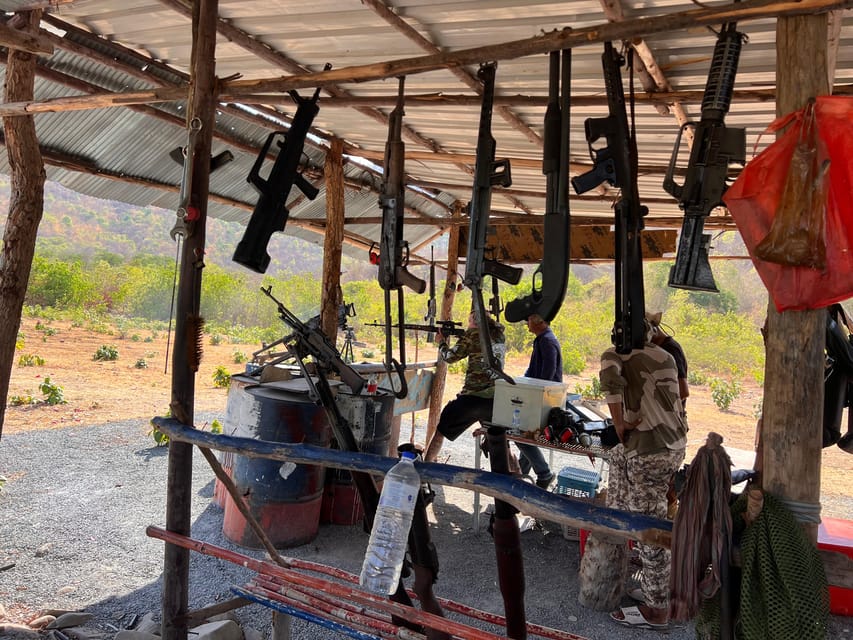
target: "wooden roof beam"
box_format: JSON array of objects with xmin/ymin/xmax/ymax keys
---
[
  {"xmin": 220, "ymin": 0, "xmax": 852, "ymax": 96},
  {"xmin": 0, "ymin": 13, "xmax": 53, "ymax": 54}
]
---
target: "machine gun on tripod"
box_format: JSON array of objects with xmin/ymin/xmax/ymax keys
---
[
  {"xmin": 463, "ymin": 62, "xmax": 520, "ymax": 384},
  {"xmin": 261, "ymin": 286, "xmax": 449, "ymax": 638},
  {"xmin": 505, "ymin": 49, "xmax": 572, "ymax": 324},
  {"xmin": 663, "ymin": 23, "xmax": 746, "ymax": 292},
  {"xmin": 572, "ymin": 42, "xmax": 647, "ymax": 354}
]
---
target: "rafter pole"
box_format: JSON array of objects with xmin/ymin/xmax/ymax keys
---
[
  {"xmin": 220, "ymin": 0, "xmax": 851, "ymax": 95},
  {"xmin": 320, "ymin": 138, "xmax": 346, "ymax": 341},
  {"xmin": 161, "ymin": 1, "xmax": 218, "ymax": 638}
]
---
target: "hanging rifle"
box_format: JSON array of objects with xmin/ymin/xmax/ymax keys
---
[
  {"xmin": 464, "ymin": 62, "xmax": 518, "ymax": 384},
  {"xmin": 505, "ymin": 49, "xmax": 572, "ymax": 324},
  {"xmin": 377, "ymin": 76, "xmax": 426, "ymax": 400},
  {"xmin": 489, "ymin": 276, "xmax": 503, "ymax": 321},
  {"xmin": 262, "ymin": 288, "xmax": 447, "ymax": 638},
  {"xmin": 424, "ymin": 247, "xmax": 437, "ymax": 343},
  {"xmin": 663, "ymin": 23, "xmax": 746, "ymax": 292},
  {"xmin": 572, "ymin": 42, "xmax": 647, "ymax": 354},
  {"xmin": 233, "ymin": 66, "xmax": 330, "ymax": 273}
]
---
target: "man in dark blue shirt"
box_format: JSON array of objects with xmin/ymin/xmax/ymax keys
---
[{"xmin": 516, "ymin": 314, "xmax": 562, "ymax": 488}]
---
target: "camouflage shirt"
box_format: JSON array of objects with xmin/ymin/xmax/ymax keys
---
[
  {"xmin": 599, "ymin": 343, "xmax": 687, "ymax": 457},
  {"xmin": 438, "ymin": 322, "xmax": 506, "ymax": 398}
]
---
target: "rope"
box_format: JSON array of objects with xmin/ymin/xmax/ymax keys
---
[{"xmin": 776, "ymin": 497, "xmax": 822, "ymax": 524}]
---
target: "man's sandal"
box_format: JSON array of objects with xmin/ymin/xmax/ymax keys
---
[{"xmin": 610, "ymin": 606, "xmax": 670, "ymax": 630}]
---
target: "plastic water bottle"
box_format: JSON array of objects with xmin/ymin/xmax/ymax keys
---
[
  {"xmin": 511, "ymin": 406, "xmax": 522, "ymax": 430},
  {"xmin": 359, "ymin": 451, "xmax": 420, "ymax": 595}
]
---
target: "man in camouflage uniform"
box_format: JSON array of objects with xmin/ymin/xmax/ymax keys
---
[
  {"xmin": 424, "ymin": 310, "xmax": 506, "ymax": 463},
  {"xmin": 600, "ymin": 319, "xmax": 687, "ymax": 629}
]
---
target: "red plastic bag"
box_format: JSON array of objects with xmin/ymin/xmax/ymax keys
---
[{"xmin": 724, "ymin": 96, "xmax": 853, "ymax": 311}]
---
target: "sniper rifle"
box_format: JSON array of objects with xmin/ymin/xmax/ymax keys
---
[
  {"xmin": 424, "ymin": 247, "xmax": 437, "ymax": 343},
  {"xmin": 572, "ymin": 42, "xmax": 647, "ymax": 354},
  {"xmin": 366, "ymin": 320, "xmax": 465, "ymax": 338},
  {"xmin": 663, "ymin": 23, "xmax": 746, "ymax": 292},
  {"xmin": 233, "ymin": 67, "xmax": 329, "ymax": 273}
]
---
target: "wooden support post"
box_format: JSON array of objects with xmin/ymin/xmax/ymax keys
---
[
  {"xmin": 424, "ymin": 206, "xmax": 462, "ymax": 455},
  {"xmin": 762, "ymin": 13, "xmax": 831, "ymax": 543},
  {"xmin": 321, "ymin": 138, "xmax": 345, "ymax": 342},
  {"xmin": 162, "ymin": 1, "xmax": 218, "ymax": 639},
  {"xmin": 0, "ymin": 9, "xmax": 44, "ymax": 440}
]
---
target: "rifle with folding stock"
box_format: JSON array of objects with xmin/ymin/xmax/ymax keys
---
[
  {"xmin": 505, "ymin": 49, "xmax": 572, "ymax": 325},
  {"xmin": 663, "ymin": 23, "xmax": 746, "ymax": 292},
  {"xmin": 377, "ymin": 77, "xmax": 426, "ymax": 399},
  {"xmin": 261, "ymin": 286, "xmax": 448, "ymax": 639},
  {"xmin": 464, "ymin": 63, "xmax": 519, "ymax": 384},
  {"xmin": 233, "ymin": 67, "xmax": 329, "ymax": 273},
  {"xmin": 572, "ymin": 42, "xmax": 647, "ymax": 354}
]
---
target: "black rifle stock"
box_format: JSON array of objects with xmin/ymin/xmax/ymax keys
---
[
  {"xmin": 505, "ymin": 49, "xmax": 572, "ymax": 324},
  {"xmin": 464, "ymin": 63, "xmax": 515, "ymax": 384},
  {"xmin": 574, "ymin": 43, "xmax": 647, "ymax": 354},
  {"xmin": 233, "ymin": 72, "xmax": 328, "ymax": 273},
  {"xmin": 260, "ymin": 286, "xmax": 365, "ymax": 395},
  {"xmin": 664, "ymin": 23, "xmax": 746, "ymax": 293}
]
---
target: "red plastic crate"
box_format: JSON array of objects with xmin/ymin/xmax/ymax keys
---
[{"xmin": 818, "ymin": 516, "xmax": 853, "ymax": 616}]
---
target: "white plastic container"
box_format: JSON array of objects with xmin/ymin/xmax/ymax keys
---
[
  {"xmin": 359, "ymin": 451, "xmax": 420, "ymax": 594},
  {"xmin": 492, "ymin": 376, "xmax": 568, "ymax": 430}
]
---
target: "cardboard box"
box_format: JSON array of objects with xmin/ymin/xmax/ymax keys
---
[{"xmin": 492, "ymin": 376, "xmax": 567, "ymax": 429}]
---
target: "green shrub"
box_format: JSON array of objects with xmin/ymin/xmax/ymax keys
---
[
  {"xmin": 39, "ymin": 377, "xmax": 66, "ymax": 405},
  {"xmin": 361, "ymin": 349, "xmax": 375, "ymax": 359},
  {"xmin": 16, "ymin": 331, "xmax": 25, "ymax": 351},
  {"xmin": 575, "ymin": 377, "xmax": 604, "ymax": 400},
  {"xmin": 210, "ymin": 334, "xmax": 223, "ymax": 346},
  {"xmin": 233, "ymin": 351, "xmax": 247, "ymax": 364},
  {"xmin": 561, "ymin": 347, "xmax": 586, "ymax": 376},
  {"xmin": 212, "ymin": 365, "xmax": 231, "ymax": 388},
  {"xmin": 18, "ymin": 354, "xmax": 45, "ymax": 367},
  {"xmin": 709, "ymin": 377, "xmax": 742, "ymax": 412},
  {"xmin": 9, "ymin": 393, "xmax": 35, "ymax": 406},
  {"xmin": 210, "ymin": 419, "xmax": 223, "ymax": 434},
  {"xmin": 93, "ymin": 344, "xmax": 119, "ymax": 361},
  {"xmin": 687, "ymin": 370, "xmax": 709, "ymax": 386},
  {"xmin": 134, "ymin": 358, "xmax": 148, "ymax": 369}
]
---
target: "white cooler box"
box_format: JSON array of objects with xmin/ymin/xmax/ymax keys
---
[{"xmin": 492, "ymin": 376, "xmax": 568, "ymax": 430}]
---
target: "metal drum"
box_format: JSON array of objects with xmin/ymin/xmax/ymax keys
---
[
  {"xmin": 320, "ymin": 391, "xmax": 395, "ymax": 525},
  {"xmin": 223, "ymin": 384, "xmax": 331, "ymax": 548},
  {"xmin": 213, "ymin": 374, "xmax": 256, "ymax": 509}
]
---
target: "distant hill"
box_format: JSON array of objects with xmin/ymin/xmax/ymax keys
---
[{"xmin": 0, "ymin": 176, "xmax": 368, "ymax": 279}]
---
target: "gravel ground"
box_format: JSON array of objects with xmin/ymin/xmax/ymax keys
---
[{"xmin": 0, "ymin": 413, "xmax": 850, "ymax": 640}]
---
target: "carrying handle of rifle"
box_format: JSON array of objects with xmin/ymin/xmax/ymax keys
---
[
  {"xmin": 662, "ymin": 121, "xmax": 695, "ymax": 201},
  {"xmin": 385, "ymin": 358, "xmax": 409, "ymax": 400}
]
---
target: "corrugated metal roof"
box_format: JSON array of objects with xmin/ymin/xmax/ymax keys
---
[{"xmin": 1, "ymin": 0, "xmax": 851, "ymax": 267}]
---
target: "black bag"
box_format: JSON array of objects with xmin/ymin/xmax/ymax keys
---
[{"xmin": 823, "ymin": 304, "xmax": 853, "ymax": 447}]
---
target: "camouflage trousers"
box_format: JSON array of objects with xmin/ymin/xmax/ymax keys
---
[{"xmin": 607, "ymin": 444, "xmax": 685, "ymax": 609}]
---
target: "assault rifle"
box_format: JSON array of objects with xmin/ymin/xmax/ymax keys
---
[
  {"xmin": 424, "ymin": 247, "xmax": 437, "ymax": 343},
  {"xmin": 663, "ymin": 23, "xmax": 746, "ymax": 292},
  {"xmin": 464, "ymin": 63, "xmax": 518, "ymax": 384},
  {"xmin": 233, "ymin": 67, "xmax": 329, "ymax": 273},
  {"xmin": 378, "ymin": 77, "xmax": 426, "ymax": 399},
  {"xmin": 505, "ymin": 49, "xmax": 572, "ymax": 324},
  {"xmin": 267, "ymin": 295, "xmax": 448, "ymax": 637},
  {"xmin": 260, "ymin": 286, "xmax": 365, "ymax": 395},
  {"xmin": 573, "ymin": 43, "xmax": 647, "ymax": 354},
  {"xmin": 366, "ymin": 320, "xmax": 465, "ymax": 338}
]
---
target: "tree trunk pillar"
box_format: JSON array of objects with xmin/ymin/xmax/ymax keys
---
[
  {"xmin": 321, "ymin": 137, "xmax": 345, "ymax": 342},
  {"xmin": 162, "ymin": 1, "xmax": 218, "ymax": 638},
  {"xmin": 762, "ymin": 13, "xmax": 831, "ymax": 543},
  {"xmin": 0, "ymin": 9, "xmax": 45, "ymax": 440},
  {"xmin": 425, "ymin": 205, "xmax": 462, "ymax": 451}
]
